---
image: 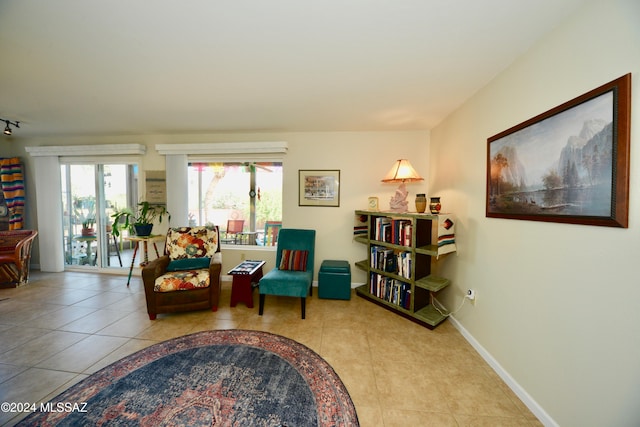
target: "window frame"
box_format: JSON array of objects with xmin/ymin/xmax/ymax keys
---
[{"xmin": 187, "ymin": 157, "xmax": 283, "ymax": 246}]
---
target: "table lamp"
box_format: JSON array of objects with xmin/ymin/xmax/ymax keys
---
[{"xmin": 381, "ymin": 159, "xmax": 424, "ymax": 212}]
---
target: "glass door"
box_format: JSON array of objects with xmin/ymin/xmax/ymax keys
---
[
  {"xmin": 62, "ymin": 165, "xmax": 96, "ymax": 268},
  {"xmin": 61, "ymin": 163, "xmax": 138, "ymax": 270}
]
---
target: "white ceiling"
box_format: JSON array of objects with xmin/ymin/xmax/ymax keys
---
[{"xmin": 0, "ymin": 0, "xmax": 591, "ymax": 137}]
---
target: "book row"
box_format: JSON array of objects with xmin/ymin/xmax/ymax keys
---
[
  {"xmin": 369, "ymin": 273, "xmax": 411, "ymax": 309},
  {"xmin": 373, "ymin": 217, "xmax": 412, "ymax": 246},
  {"xmin": 370, "ymin": 246, "xmax": 412, "ymax": 279}
]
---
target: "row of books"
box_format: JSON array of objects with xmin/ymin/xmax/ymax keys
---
[
  {"xmin": 369, "ymin": 273, "xmax": 411, "ymax": 309},
  {"xmin": 370, "ymin": 246, "xmax": 412, "ymax": 279},
  {"xmin": 373, "ymin": 217, "xmax": 412, "ymax": 246}
]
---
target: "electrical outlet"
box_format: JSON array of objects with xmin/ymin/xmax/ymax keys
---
[
  {"xmin": 466, "ymin": 289, "xmax": 476, "ymax": 305},
  {"xmin": 240, "ymin": 253, "xmax": 246, "ymax": 261}
]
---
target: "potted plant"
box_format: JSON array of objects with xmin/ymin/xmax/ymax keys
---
[
  {"xmin": 74, "ymin": 196, "xmax": 96, "ymax": 236},
  {"xmin": 111, "ymin": 201, "xmax": 170, "ymax": 237},
  {"xmin": 81, "ymin": 216, "xmax": 96, "ymax": 236}
]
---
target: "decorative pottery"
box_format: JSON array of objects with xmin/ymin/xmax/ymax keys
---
[
  {"xmin": 81, "ymin": 227, "xmax": 95, "ymax": 236},
  {"xmin": 415, "ymin": 194, "xmax": 427, "ymax": 213},
  {"xmin": 429, "ymin": 197, "xmax": 441, "ymax": 214},
  {"xmin": 134, "ymin": 224, "xmax": 153, "ymax": 237}
]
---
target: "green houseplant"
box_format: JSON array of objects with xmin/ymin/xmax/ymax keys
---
[
  {"xmin": 111, "ymin": 201, "xmax": 170, "ymax": 237},
  {"xmin": 74, "ymin": 196, "xmax": 96, "ymax": 236}
]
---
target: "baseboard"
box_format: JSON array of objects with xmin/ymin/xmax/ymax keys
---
[{"xmin": 448, "ymin": 315, "xmax": 558, "ymax": 427}]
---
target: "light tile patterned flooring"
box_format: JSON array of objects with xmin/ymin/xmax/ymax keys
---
[{"xmin": 0, "ymin": 271, "xmax": 541, "ymax": 426}]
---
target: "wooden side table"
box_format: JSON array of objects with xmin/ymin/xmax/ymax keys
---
[
  {"xmin": 124, "ymin": 235, "xmax": 164, "ymax": 286},
  {"xmin": 229, "ymin": 260, "xmax": 265, "ymax": 308}
]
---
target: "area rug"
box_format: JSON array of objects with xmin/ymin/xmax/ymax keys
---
[{"xmin": 19, "ymin": 329, "xmax": 359, "ymax": 426}]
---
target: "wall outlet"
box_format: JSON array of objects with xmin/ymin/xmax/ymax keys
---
[
  {"xmin": 240, "ymin": 253, "xmax": 246, "ymax": 261},
  {"xmin": 466, "ymin": 289, "xmax": 476, "ymax": 304}
]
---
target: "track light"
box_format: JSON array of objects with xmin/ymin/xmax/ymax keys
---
[{"xmin": 1, "ymin": 118, "xmax": 20, "ymax": 136}]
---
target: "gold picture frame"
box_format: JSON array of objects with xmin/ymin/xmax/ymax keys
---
[{"xmin": 299, "ymin": 170, "xmax": 340, "ymax": 207}]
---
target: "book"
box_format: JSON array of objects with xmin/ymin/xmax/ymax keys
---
[{"xmin": 228, "ymin": 260, "xmax": 265, "ymax": 275}]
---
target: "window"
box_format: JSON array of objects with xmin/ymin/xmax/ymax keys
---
[{"xmin": 188, "ymin": 161, "xmax": 282, "ymax": 245}]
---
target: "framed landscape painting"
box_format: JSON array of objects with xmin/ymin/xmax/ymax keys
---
[
  {"xmin": 486, "ymin": 74, "xmax": 631, "ymax": 228},
  {"xmin": 299, "ymin": 169, "xmax": 340, "ymax": 207}
]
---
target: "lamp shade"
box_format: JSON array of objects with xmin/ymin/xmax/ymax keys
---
[{"xmin": 381, "ymin": 159, "xmax": 424, "ymax": 183}]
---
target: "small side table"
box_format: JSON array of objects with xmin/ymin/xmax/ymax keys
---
[
  {"xmin": 73, "ymin": 235, "xmax": 97, "ymax": 266},
  {"xmin": 229, "ymin": 260, "xmax": 266, "ymax": 308},
  {"xmin": 124, "ymin": 234, "xmax": 164, "ymax": 286}
]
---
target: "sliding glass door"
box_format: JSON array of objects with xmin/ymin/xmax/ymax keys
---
[{"xmin": 61, "ymin": 163, "xmax": 138, "ymax": 270}]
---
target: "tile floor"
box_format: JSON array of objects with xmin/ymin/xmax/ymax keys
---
[{"xmin": 0, "ymin": 271, "xmax": 541, "ymax": 426}]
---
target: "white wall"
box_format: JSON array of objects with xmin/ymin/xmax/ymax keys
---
[
  {"xmin": 430, "ymin": 0, "xmax": 640, "ymax": 425},
  {"xmin": 282, "ymin": 131, "xmax": 429, "ymax": 283},
  {"xmin": 13, "ymin": 131, "xmax": 429, "ymax": 278}
]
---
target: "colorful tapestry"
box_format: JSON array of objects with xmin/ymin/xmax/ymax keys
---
[
  {"xmin": 437, "ymin": 214, "xmax": 457, "ymax": 258},
  {"xmin": 0, "ymin": 157, "xmax": 25, "ymax": 230}
]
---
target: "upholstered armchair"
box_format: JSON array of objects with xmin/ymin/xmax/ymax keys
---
[
  {"xmin": 259, "ymin": 229, "xmax": 315, "ymax": 319},
  {"xmin": 141, "ymin": 226, "xmax": 221, "ymax": 320}
]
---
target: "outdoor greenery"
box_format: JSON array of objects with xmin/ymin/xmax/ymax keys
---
[{"xmin": 209, "ymin": 188, "xmax": 282, "ymax": 229}]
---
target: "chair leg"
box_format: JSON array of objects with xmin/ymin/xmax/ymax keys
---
[
  {"xmin": 259, "ymin": 294, "xmax": 265, "ymax": 315},
  {"xmin": 148, "ymin": 313, "xmax": 157, "ymax": 320},
  {"xmin": 301, "ymin": 297, "xmax": 306, "ymax": 319}
]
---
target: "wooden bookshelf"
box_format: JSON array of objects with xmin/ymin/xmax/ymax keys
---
[{"xmin": 353, "ymin": 210, "xmax": 453, "ymax": 329}]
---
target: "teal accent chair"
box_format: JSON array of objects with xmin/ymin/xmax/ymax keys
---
[{"xmin": 258, "ymin": 229, "xmax": 316, "ymax": 319}]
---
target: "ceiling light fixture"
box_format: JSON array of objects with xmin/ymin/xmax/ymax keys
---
[{"xmin": 1, "ymin": 118, "xmax": 20, "ymax": 136}]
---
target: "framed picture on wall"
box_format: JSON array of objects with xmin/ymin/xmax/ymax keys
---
[
  {"xmin": 486, "ymin": 73, "xmax": 631, "ymax": 228},
  {"xmin": 145, "ymin": 171, "xmax": 167, "ymax": 205},
  {"xmin": 299, "ymin": 170, "xmax": 340, "ymax": 207}
]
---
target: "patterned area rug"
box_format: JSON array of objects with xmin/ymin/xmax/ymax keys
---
[{"xmin": 19, "ymin": 330, "xmax": 359, "ymax": 426}]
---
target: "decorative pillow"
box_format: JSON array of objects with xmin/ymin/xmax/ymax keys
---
[
  {"xmin": 154, "ymin": 270, "xmax": 210, "ymax": 292},
  {"xmin": 279, "ymin": 249, "xmax": 309, "ymax": 271},
  {"xmin": 167, "ymin": 257, "xmax": 211, "ymax": 271},
  {"xmin": 166, "ymin": 226, "xmax": 218, "ymax": 260}
]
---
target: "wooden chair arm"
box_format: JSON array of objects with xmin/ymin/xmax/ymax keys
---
[
  {"xmin": 142, "ymin": 255, "xmax": 170, "ymax": 289},
  {"xmin": 0, "ymin": 231, "xmax": 37, "ymax": 271}
]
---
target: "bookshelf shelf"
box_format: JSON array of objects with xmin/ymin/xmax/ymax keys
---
[
  {"xmin": 415, "ymin": 275, "xmax": 450, "ymax": 292},
  {"xmin": 353, "ymin": 209, "xmax": 454, "ymax": 329},
  {"xmin": 353, "ymin": 235, "xmax": 368, "ymax": 245}
]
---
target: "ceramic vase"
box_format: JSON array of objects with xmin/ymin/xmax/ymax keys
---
[
  {"xmin": 134, "ymin": 224, "xmax": 153, "ymax": 237},
  {"xmin": 415, "ymin": 194, "xmax": 427, "ymax": 213},
  {"xmin": 429, "ymin": 197, "xmax": 441, "ymax": 214}
]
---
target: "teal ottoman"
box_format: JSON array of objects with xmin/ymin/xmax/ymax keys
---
[{"xmin": 318, "ymin": 260, "xmax": 351, "ymax": 300}]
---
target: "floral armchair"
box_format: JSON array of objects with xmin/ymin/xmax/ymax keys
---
[{"xmin": 141, "ymin": 226, "xmax": 221, "ymax": 320}]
